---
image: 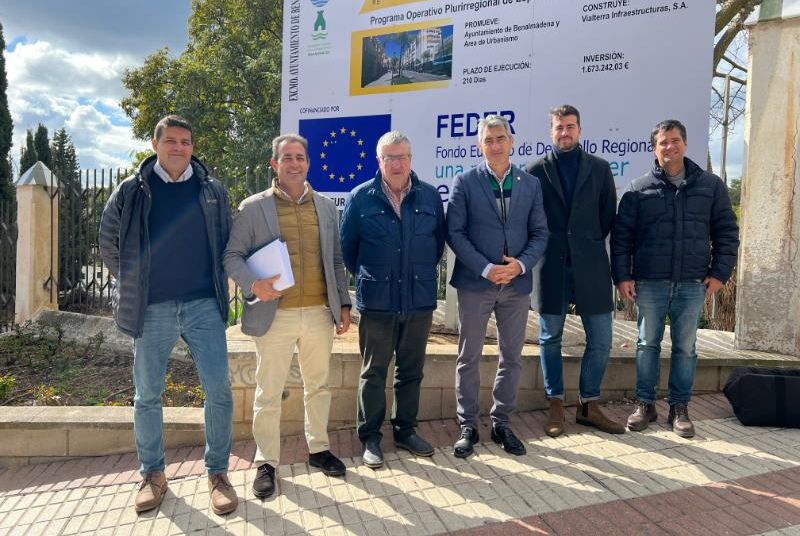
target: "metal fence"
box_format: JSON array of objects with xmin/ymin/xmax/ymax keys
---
[{"xmin": 54, "ymin": 166, "xmax": 276, "ymax": 323}]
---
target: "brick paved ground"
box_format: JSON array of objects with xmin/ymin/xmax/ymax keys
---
[{"xmin": 1, "ymin": 394, "xmax": 800, "ymax": 535}]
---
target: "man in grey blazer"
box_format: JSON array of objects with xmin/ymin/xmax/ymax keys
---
[
  {"xmin": 446, "ymin": 115, "xmax": 549, "ymax": 458},
  {"xmin": 223, "ymin": 134, "xmax": 351, "ymax": 498}
]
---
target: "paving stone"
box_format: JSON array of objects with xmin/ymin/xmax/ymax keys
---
[
  {"xmin": 60, "ymin": 514, "xmax": 86, "ymax": 535},
  {"xmin": 6, "ymin": 395, "xmax": 800, "ymax": 535}
]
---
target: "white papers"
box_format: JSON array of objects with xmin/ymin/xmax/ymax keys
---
[{"xmin": 245, "ymin": 239, "xmax": 295, "ymax": 291}]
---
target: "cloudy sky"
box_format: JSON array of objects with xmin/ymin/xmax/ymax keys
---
[
  {"xmin": 1, "ymin": 0, "xmax": 191, "ymax": 172},
  {"xmin": 1, "ymin": 1, "xmax": 745, "ymax": 178}
]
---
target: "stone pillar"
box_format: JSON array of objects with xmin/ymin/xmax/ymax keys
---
[
  {"xmin": 15, "ymin": 162, "xmax": 59, "ymax": 324},
  {"xmin": 735, "ymin": 15, "xmax": 800, "ymax": 356}
]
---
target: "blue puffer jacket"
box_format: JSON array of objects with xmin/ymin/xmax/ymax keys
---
[
  {"xmin": 611, "ymin": 157, "xmax": 739, "ymax": 283},
  {"xmin": 340, "ymin": 171, "xmax": 446, "ymax": 314},
  {"xmin": 98, "ymin": 155, "xmax": 232, "ymax": 338}
]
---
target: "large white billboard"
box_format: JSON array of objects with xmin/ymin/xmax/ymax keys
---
[{"xmin": 281, "ymin": 0, "xmax": 714, "ymax": 207}]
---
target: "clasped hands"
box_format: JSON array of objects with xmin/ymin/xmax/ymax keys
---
[{"xmin": 487, "ymin": 256, "xmax": 522, "ymax": 285}]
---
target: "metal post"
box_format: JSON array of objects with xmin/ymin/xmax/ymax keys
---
[{"xmin": 720, "ymin": 74, "xmax": 731, "ymax": 186}]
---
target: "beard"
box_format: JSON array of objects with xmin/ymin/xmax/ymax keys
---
[{"xmin": 556, "ymin": 138, "xmax": 579, "ymax": 152}]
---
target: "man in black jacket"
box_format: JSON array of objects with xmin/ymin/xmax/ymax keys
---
[
  {"xmin": 526, "ymin": 105, "xmax": 625, "ymax": 438},
  {"xmin": 611, "ymin": 119, "xmax": 739, "ymax": 438},
  {"xmin": 99, "ymin": 115, "xmax": 237, "ymax": 515}
]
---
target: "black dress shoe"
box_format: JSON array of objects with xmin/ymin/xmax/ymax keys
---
[
  {"xmin": 361, "ymin": 438, "xmax": 384, "ymax": 468},
  {"xmin": 395, "ymin": 433, "xmax": 434, "ymax": 457},
  {"xmin": 491, "ymin": 424, "xmax": 526, "ymax": 455},
  {"xmin": 253, "ymin": 463, "xmax": 276, "ymax": 498},
  {"xmin": 309, "ymin": 450, "xmax": 346, "ymax": 477},
  {"xmin": 453, "ymin": 425, "xmax": 479, "ymax": 458}
]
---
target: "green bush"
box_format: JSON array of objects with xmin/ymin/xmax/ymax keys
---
[{"xmin": 0, "ymin": 373, "xmax": 14, "ymax": 401}]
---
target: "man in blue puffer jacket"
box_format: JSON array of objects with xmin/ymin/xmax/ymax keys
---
[
  {"xmin": 611, "ymin": 119, "xmax": 739, "ymax": 439},
  {"xmin": 340, "ymin": 131, "xmax": 446, "ymax": 469}
]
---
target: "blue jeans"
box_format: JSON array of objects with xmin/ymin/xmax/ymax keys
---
[
  {"xmin": 539, "ymin": 270, "xmax": 613, "ymax": 402},
  {"xmin": 133, "ymin": 297, "xmax": 232, "ymax": 475},
  {"xmin": 634, "ymin": 280, "xmax": 706, "ymax": 405}
]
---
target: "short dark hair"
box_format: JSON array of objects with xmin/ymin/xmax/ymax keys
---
[
  {"xmin": 650, "ymin": 119, "xmax": 687, "ymax": 146},
  {"xmin": 153, "ymin": 115, "xmax": 193, "ymax": 142},
  {"xmin": 549, "ymin": 104, "xmax": 581, "ymax": 127}
]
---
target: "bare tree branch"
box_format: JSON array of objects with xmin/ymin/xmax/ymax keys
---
[
  {"xmin": 722, "ymin": 54, "xmax": 748, "ymax": 72},
  {"xmin": 716, "ymin": 0, "xmax": 763, "ymax": 35}
]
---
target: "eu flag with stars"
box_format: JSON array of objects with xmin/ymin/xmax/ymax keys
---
[{"xmin": 299, "ymin": 114, "xmax": 392, "ymax": 193}]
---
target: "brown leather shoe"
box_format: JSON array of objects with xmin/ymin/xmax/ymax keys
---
[
  {"xmin": 576, "ymin": 401, "xmax": 625, "ymax": 434},
  {"xmin": 668, "ymin": 403, "xmax": 695, "ymax": 438},
  {"xmin": 134, "ymin": 471, "xmax": 168, "ymax": 513},
  {"xmin": 208, "ymin": 473, "xmax": 238, "ymax": 515},
  {"xmin": 545, "ymin": 398, "xmax": 565, "ymax": 437},
  {"xmin": 627, "ymin": 401, "xmax": 658, "ymax": 431}
]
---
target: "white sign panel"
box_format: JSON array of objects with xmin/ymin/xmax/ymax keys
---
[{"xmin": 281, "ymin": 0, "xmax": 714, "ymax": 208}]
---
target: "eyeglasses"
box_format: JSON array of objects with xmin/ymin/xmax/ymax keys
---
[{"xmin": 380, "ymin": 154, "xmax": 410, "ymax": 163}]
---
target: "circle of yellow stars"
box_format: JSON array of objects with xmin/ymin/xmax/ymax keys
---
[{"xmin": 320, "ymin": 126, "xmax": 367, "ymax": 183}]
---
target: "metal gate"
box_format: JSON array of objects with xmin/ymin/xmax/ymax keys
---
[{"xmin": 57, "ymin": 169, "xmax": 125, "ymax": 315}]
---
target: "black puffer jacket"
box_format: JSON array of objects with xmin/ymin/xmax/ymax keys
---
[
  {"xmin": 99, "ymin": 155, "xmax": 232, "ymax": 338},
  {"xmin": 611, "ymin": 157, "xmax": 739, "ymax": 284}
]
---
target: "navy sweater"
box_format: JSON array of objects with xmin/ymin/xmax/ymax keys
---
[{"xmin": 147, "ymin": 174, "xmax": 215, "ymax": 305}]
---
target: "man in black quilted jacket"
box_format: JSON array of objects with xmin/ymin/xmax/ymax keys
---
[{"xmin": 611, "ymin": 119, "xmax": 739, "ymax": 438}]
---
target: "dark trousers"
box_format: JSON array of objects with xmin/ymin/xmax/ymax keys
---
[{"xmin": 357, "ymin": 310, "xmax": 433, "ymax": 442}]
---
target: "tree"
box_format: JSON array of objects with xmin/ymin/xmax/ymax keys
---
[
  {"xmin": 711, "ymin": 1, "xmax": 765, "ymax": 131},
  {"xmin": 391, "ymin": 32, "xmax": 412, "ymax": 78},
  {"xmin": 0, "ymin": 23, "xmax": 12, "ymax": 202},
  {"xmin": 19, "ymin": 130, "xmax": 38, "ymax": 175},
  {"xmin": 34, "ymin": 124, "xmax": 52, "ymax": 169},
  {"xmin": 121, "ymin": 0, "xmax": 283, "ymax": 170},
  {"xmin": 128, "ymin": 148, "xmax": 154, "ymax": 171},
  {"xmin": 714, "ymin": 0, "xmax": 763, "ymax": 73},
  {"xmin": 728, "ymin": 176, "xmax": 742, "ymax": 206},
  {"xmin": 51, "ymin": 128, "xmax": 85, "ymax": 296}
]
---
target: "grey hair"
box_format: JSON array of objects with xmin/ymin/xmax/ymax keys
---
[
  {"xmin": 376, "ymin": 130, "xmax": 412, "ymax": 157},
  {"xmin": 478, "ymin": 115, "xmax": 512, "ymax": 142},
  {"xmin": 271, "ymin": 134, "xmax": 309, "ymax": 160}
]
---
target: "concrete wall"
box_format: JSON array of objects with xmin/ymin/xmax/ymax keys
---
[
  {"xmin": 227, "ymin": 341, "xmax": 752, "ymax": 437},
  {"xmin": 736, "ymin": 16, "xmax": 800, "ymax": 356},
  {"xmin": 4, "ymin": 346, "xmax": 784, "ymax": 467}
]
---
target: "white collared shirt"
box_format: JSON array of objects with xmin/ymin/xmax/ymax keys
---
[{"xmin": 154, "ymin": 161, "xmax": 193, "ymax": 183}]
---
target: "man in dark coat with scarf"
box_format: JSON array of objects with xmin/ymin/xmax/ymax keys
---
[{"xmin": 525, "ymin": 105, "xmax": 625, "ymax": 437}]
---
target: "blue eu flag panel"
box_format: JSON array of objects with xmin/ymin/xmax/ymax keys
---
[{"xmin": 299, "ymin": 114, "xmax": 392, "ymax": 193}]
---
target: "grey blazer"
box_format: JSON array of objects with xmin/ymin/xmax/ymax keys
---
[{"xmin": 223, "ymin": 188, "xmax": 351, "ymax": 337}]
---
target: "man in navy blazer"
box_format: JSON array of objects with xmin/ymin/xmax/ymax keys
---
[{"xmin": 446, "ymin": 115, "xmax": 549, "ymax": 458}]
